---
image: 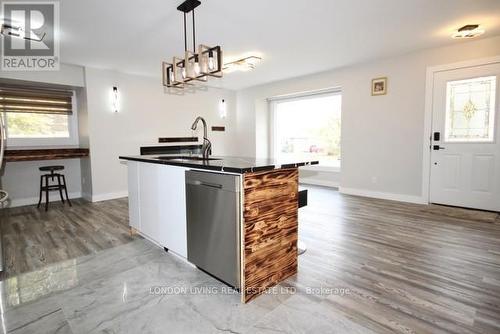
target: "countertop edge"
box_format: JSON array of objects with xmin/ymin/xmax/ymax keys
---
[{"xmin": 119, "ymin": 156, "xmax": 319, "ymax": 174}]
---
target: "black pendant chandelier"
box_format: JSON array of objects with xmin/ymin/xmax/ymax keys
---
[{"xmin": 162, "ymin": 0, "xmax": 223, "ymax": 89}]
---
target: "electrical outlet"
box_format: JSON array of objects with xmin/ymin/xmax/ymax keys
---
[{"xmin": 371, "ymin": 176, "xmax": 378, "ymax": 184}]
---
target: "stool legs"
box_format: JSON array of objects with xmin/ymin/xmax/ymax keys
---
[
  {"xmin": 37, "ymin": 175, "xmax": 44, "ymax": 208},
  {"xmin": 62, "ymin": 175, "xmax": 72, "ymax": 207},
  {"xmin": 44, "ymin": 175, "xmax": 49, "ymax": 212},
  {"xmin": 37, "ymin": 173, "xmax": 72, "ymax": 211},
  {"xmin": 57, "ymin": 175, "xmax": 65, "ymax": 204}
]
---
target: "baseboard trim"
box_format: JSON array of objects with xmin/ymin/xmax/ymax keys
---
[
  {"xmin": 6, "ymin": 192, "xmax": 83, "ymax": 208},
  {"xmin": 299, "ymin": 179, "xmax": 339, "ymax": 189},
  {"xmin": 339, "ymin": 187, "xmax": 427, "ymax": 205},
  {"xmin": 82, "ymin": 192, "xmax": 93, "ymax": 202},
  {"xmin": 91, "ymin": 191, "xmax": 128, "ymax": 202}
]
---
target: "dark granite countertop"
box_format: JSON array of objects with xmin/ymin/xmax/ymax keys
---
[{"xmin": 119, "ymin": 154, "xmax": 319, "ymax": 174}]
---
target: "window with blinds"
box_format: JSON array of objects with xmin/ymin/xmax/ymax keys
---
[
  {"xmin": 0, "ymin": 85, "xmax": 73, "ymax": 115},
  {"xmin": 0, "ymin": 84, "xmax": 77, "ymax": 146}
]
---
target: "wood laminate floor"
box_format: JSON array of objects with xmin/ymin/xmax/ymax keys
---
[
  {"xmin": 295, "ymin": 186, "xmax": 500, "ymax": 333},
  {"xmin": 0, "ymin": 198, "xmax": 140, "ymax": 277},
  {"xmin": 0, "ymin": 186, "xmax": 499, "ymax": 333}
]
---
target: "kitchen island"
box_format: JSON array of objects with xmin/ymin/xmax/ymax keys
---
[{"xmin": 119, "ymin": 154, "xmax": 318, "ymax": 302}]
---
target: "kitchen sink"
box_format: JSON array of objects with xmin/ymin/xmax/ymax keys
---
[{"xmin": 155, "ymin": 156, "xmax": 221, "ymax": 161}]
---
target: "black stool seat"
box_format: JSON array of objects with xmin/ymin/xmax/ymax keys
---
[
  {"xmin": 39, "ymin": 165, "xmax": 65, "ymax": 172},
  {"xmin": 37, "ymin": 165, "xmax": 71, "ymax": 211}
]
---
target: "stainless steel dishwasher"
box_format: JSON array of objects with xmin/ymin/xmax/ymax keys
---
[{"xmin": 185, "ymin": 170, "xmax": 241, "ymax": 289}]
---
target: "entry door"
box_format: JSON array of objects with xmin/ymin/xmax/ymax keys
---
[{"xmin": 430, "ymin": 62, "xmax": 500, "ymax": 212}]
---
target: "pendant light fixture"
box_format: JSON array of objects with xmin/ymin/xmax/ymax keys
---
[{"xmin": 162, "ymin": 0, "xmax": 223, "ymax": 90}]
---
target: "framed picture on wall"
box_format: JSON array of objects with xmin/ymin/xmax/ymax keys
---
[{"xmin": 372, "ymin": 77, "xmax": 387, "ymax": 96}]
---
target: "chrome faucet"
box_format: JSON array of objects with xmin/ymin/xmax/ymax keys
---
[{"xmin": 191, "ymin": 116, "xmax": 212, "ymax": 160}]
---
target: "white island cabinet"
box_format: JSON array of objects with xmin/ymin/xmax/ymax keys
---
[{"xmin": 127, "ymin": 161, "xmax": 188, "ymax": 258}]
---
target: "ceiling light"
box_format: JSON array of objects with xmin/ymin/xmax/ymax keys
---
[
  {"xmin": 452, "ymin": 24, "xmax": 485, "ymax": 39},
  {"xmin": 223, "ymin": 56, "xmax": 262, "ymax": 73},
  {"xmin": 162, "ymin": 0, "xmax": 223, "ymax": 91}
]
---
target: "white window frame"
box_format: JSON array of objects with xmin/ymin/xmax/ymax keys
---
[
  {"xmin": 5, "ymin": 91, "xmax": 79, "ymax": 147},
  {"xmin": 269, "ymin": 88, "xmax": 342, "ymax": 172}
]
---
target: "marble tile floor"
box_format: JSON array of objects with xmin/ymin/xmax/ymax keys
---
[
  {"xmin": 0, "ymin": 186, "xmax": 499, "ymax": 333},
  {"xmin": 0, "ymin": 239, "xmax": 304, "ymax": 334}
]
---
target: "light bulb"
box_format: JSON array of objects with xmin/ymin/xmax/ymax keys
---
[
  {"xmin": 219, "ymin": 99, "xmax": 227, "ymax": 119},
  {"xmin": 208, "ymin": 54, "xmax": 215, "ymax": 71},
  {"xmin": 169, "ymin": 70, "xmax": 174, "ymax": 82},
  {"xmin": 194, "ymin": 61, "xmax": 200, "ymax": 75},
  {"xmin": 112, "ymin": 86, "xmax": 119, "ymax": 113},
  {"xmin": 182, "ymin": 68, "xmax": 186, "ymax": 79}
]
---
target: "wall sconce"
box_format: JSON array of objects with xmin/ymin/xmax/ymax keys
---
[
  {"xmin": 112, "ymin": 86, "xmax": 119, "ymax": 112},
  {"xmin": 219, "ymin": 99, "xmax": 227, "ymax": 119}
]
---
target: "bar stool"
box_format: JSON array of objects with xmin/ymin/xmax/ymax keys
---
[{"xmin": 37, "ymin": 165, "xmax": 72, "ymax": 211}]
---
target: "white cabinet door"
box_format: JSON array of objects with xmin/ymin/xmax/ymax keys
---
[
  {"xmin": 157, "ymin": 165, "xmax": 188, "ymax": 258},
  {"xmin": 134, "ymin": 162, "xmax": 188, "ymax": 258},
  {"xmin": 138, "ymin": 163, "xmax": 162, "ymax": 243},
  {"xmin": 127, "ymin": 161, "xmax": 141, "ymax": 231}
]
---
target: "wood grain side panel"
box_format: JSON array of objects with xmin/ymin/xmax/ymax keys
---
[{"xmin": 243, "ymin": 168, "xmax": 298, "ymax": 302}]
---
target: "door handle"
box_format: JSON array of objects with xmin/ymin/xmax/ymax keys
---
[{"xmin": 433, "ymin": 145, "xmax": 445, "ymax": 150}]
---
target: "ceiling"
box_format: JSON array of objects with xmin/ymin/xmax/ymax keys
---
[{"xmin": 57, "ymin": 0, "xmax": 500, "ymax": 90}]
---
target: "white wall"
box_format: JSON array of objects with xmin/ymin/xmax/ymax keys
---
[
  {"xmin": 0, "ymin": 63, "xmax": 85, "ymax": 87},
  {"xmin": 2, "ymin": 159, "xmax": 83, "ymax": 207},
  {"xmin": 236, "ymin": 36, "xmax": 500, "ymax": 202},
  {"xmin": 84, "ymin": 67, "xmax": 237, "ymax": 201},
  {"xmin": 76, "ymin": 86, "xmax": 93, "ymax": 201}
]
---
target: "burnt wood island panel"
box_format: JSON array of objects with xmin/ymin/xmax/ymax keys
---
[
  {"xmin": 5, "ymin": 148, "xmax": 90, "ymax": 162},
  {"xmin": 242, "ymin": 168, "xmax": 299, "ymax": 302}
]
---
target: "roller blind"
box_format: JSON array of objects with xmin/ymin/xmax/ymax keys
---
[{"xmin": 0, "ymin": 85, "xmax": 73, "ymax": 115}]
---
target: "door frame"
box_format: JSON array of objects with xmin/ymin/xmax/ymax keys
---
[{"xmin": 421, "ymin": 55, "xmax": 500, "ymax": 204}]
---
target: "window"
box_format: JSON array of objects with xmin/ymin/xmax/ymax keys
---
[
  {"xmin": 6, "ymin": 113, "xmax": 71, "ymax": 138},
  {"xmin": 271, "ymin": 91, "xmax": 342, "ymax": 169},
  {"xmin": 0, "ymin": 85, "xmax": 78, "ymax": 146},
  {"xmin": 445, "ymin": 76, "xmax": 496, "ymax": 142}
]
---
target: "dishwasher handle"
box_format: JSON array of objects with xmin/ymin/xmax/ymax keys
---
[
  {"xmin": 187, "ymin": 180, "xmax": 223, "ymax": 189},
  {"xmin": 186, "ymin": 170, "xmax": 240, "ymax": 192}
]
